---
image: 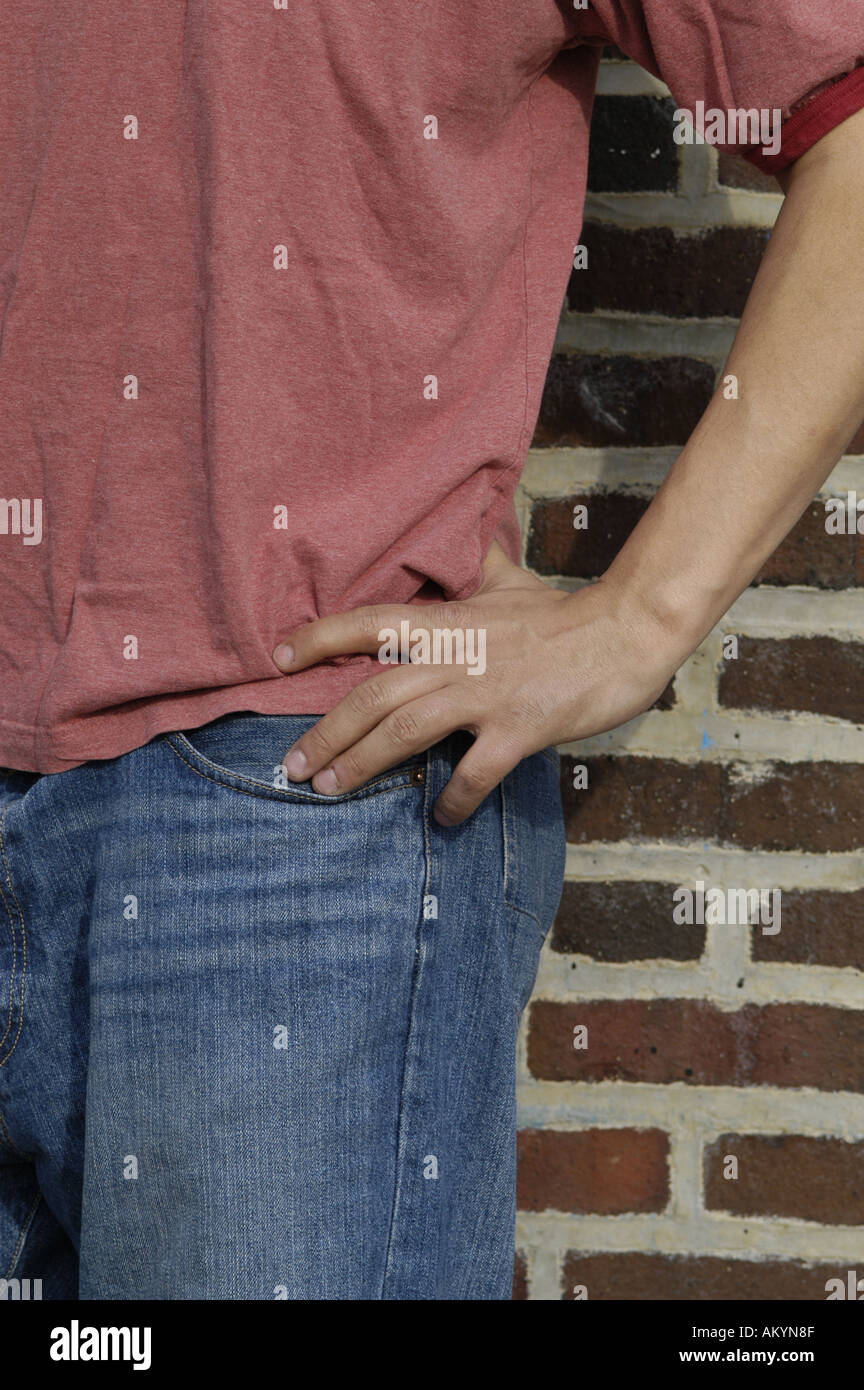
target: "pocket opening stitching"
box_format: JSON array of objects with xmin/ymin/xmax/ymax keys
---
[{"xmin": 165, "ymin": 735, "xmax": 422, "ymax": 804}]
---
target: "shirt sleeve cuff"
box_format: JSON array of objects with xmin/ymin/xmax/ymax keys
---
[{"xmin": 744, "ymin": 65, "xmax": 864, "ymax": 174}]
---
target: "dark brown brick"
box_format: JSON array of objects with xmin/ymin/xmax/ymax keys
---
[
  {"xmin": 718, "ymin": 637, "xmax": 864, "ymax": 722},
  {"xmin": 534, "ymin": 354, "xmax": 715, "ymax": 448},
  {"xmin": 551, "ymin": 880, "xmax": 705, "ymax": 961},
  {"xmin": 517, "ymin": 1128, "xmax": 669, "ymax": 1214},
  {"xmin": 755, "ymin": 500, "xmax": 859, "ymax": 589},
  {"xmin": 586, "ymin": 97, "xmax": 679, "ymax": 194},
  {"xmin": 568, "ymin": 224, "xmax": 768, "ymax": 318},
  {"xmin": 723, "ymin": 762, "xmax": 864, "ymax": 853},
  {"xmin": 563, "ymin": 1252, "xmax": 852, "ymax": 1300},
  {"xmin": 526, "ymin": 492, "xmax": 649, "ymax": 578},
  {"xmin": 560, "ymin": 755, "xmax": 864, "ymax": 852},
  {"xmin": 705, "ymin": 1135, "xmax": 864, "ymax": 1225},
  {"xmin": 717, "ymin": 151, "xmax": 781, "ymax": 193},
  {"xmin": 847, "ymin": 418, "xmax": 864, "ymax": 454},
  {"xmin": 752, "ymin": 888, "xmax": 864, "ymax": 971},
  {"xmin": 527, "ymin": 1000, "xmax": 864, "ymax": 1092},
  {"xmin": 527, "ymin": 492, "xmax": 864, "ymax": 589},
  {"xmin": 561, "ymin": 755, "xmax": 723, "ymax": 843},
  {"xmin": 512, "ymin": 1251, "xmax": 528, "ymax": 1301},
  {"xmin": 527, "ymin": 493, "xmax": 862, "ymax": 589},
  {"xmin": 653, "ymin": 677, "xmax": 677, "ymax": 711}
]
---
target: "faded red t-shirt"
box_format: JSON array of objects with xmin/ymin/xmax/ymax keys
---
[{"xmin": 1, "ymin": 1, "xmax": 863, "ymax": 771}]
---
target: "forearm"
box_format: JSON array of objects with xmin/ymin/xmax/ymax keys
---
[{"xmin": 603, "ymin": 107, "xmax": 864, "ymax": 659}]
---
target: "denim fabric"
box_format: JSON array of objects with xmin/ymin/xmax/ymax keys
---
[{"xmin": 0, "ymin": 713, "xmax": 565, "ymax": 1300}]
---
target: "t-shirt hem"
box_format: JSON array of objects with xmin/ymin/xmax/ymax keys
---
[{"xmin": 0, "ymin": 664, "xmax": 380, "ymax": 774}]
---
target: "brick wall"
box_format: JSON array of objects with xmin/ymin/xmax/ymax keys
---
[{"xmin": 512, "ymin": 53, "xmax": 864, "ymax": 1301}]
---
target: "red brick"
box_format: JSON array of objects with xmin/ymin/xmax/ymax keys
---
[
  {"xmin": 568, "ymin": 224, "xmax": 768, "ymax": 318},
  {"xmin": 526, "ymin": 492, "xmax": 648, "ymax": 579},
  {"xmin": 528, "ymin": 493, "xmax": 864, "ymax": 589},
  {"xmin": 563, "ymin": 1252, "xmax": 851, "ymax": 1300},
  {"xmin": 551, "ymin": 880, "xmax": 705, "ymax": 961},
  {"xmin": 722, "ymin": 762, "xmax": 864, "ymax": 853},
  {"xmin": 752, "ymin": 888, "xmax": 864, "ymax": 971},
  {"xmin": 527, "ymin": 1000, "xmax": 864, "ymax": 1092},
  {"xmin": 718, "ymin": 637, "xmax": 864, "ymax": 722},
  {"xmin": 755, "ymin": 500, "xmax": 859, "ymax": 588},
  {"xmin": 561, "ymin": 755, "xmax": 864, "ymax": 852},
  {"xmin": 705, "ymin": 1135, "xmax": 864, "ymax": 1225},
  {"xmin": 517, "ymin": 1128, "xmax": 669, "ymax": 1214},
  {"xmin": 847, "ymin": 418, "xmax": 864, "ymax": 454},
  {"xmin": 534, "ymin": 354, "xmax": 715, "ymax": 448},
  {"xmin": 512, "ymin": 1251, "xmax": 528, "ymax": 1300},
  {"xmin": 585, "ymin": 98, "xmax": 679, "ymax": 194},
  {"xmin": 561, "ymin": 755, "xmax": 723, "ymax": 843}
]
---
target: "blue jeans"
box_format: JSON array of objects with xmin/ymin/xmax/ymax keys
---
[{"xmin": 0, "ymin": 713, "xmax": 564, "ymax": 1300}]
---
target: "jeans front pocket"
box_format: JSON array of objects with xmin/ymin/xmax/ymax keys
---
[{"xmin": 163, "ymin": 713, "xmax": 427, "ymax": 806}]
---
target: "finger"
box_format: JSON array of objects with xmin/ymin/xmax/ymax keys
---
[
  {"xmin": 433, "ymin": 734, "xmax": 522, "ymax": 827},
  {"xmin": 273, "ymin": 604, "xmax": 422, "ymax": 672},
  {"xmin": 272, "ymin": 601, "xmax": 473, "ymax": 673},
  {"xmin": 306, "ymin": 693, "xmax": 469, "ymax": 795},
  {"xmin": 281, "ymin": 663, "xmax": 450, "ymax": 781}
]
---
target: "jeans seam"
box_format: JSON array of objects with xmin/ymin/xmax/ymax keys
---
[
  {"xmin": 380, "ymin": 744, "xmax": 434, "ymax": 1298},
  {"xmin": 164, "ymin": 735, "xmax": 422, "ymax": 804},
  {"xmin": 0, "ymin": 803, "xmax": 25, "ymax": 1067}
]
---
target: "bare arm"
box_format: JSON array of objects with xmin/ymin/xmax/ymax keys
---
[{"xmin": 604, "ymin": 106, "xmax": 864, "ymax": 665}]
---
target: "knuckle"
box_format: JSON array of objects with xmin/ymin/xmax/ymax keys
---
[
  {"xmin": 451, "ymin": 761, "xmax": 489, "ymax": 798},
  {"xmin": 357, "ymin": 606, "xmax": 388, "ymax": 639},
  {"xmin": 428, "ymin": 602, "xmax": 467, "ymax": 629},
  {"xmin": 348, "ymin": 679, "xmax": 390, "ymax": 718},
  {"xmin": 386, "ymin": 708, "xmax": 422, "ymax": 747}
]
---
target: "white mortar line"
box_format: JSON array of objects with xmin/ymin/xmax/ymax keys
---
[
  {"xmin": 525, "ymin": 1247, "xmax": 562, "ymax": 1302},
  {"xmin": 534, "ymin": 954, "xmax": 864, "ymax": 1009},
  {"xmin": 518, "ymin": 450, "xmax": 864, "ymax": 496},
  {"xmin": 515, "ymin": 1081, "xmax": 864, "ymax": 1138},
  {"xmin": 516, "ymin": 1211, "xmax": 864, "ymax": 1264},
  {"xmin": 583, "ymin": 189, "xmax": 782, "ymax": 229},
  {"xmin": 560, "ymin": 844, "xmax": 864, "ymax": 887},
  {"xmin": 562, "ymin": 709, "xmax": 864, "ymax": 761},
  {"xmin": 555, "ymin": 311, "xmax": 737, "ymax": 359},
  {"xmin": 595, "ymin": 63, "xmax": 670, "ymax": 99}
]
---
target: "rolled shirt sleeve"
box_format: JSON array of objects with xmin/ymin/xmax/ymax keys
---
[{"xmin": 573, "ymin": 0, "xmax": 864, "ymax": 171}]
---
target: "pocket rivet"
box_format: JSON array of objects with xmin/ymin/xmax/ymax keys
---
[{"xmin": 411, "ymin": 766, "xmax": 426, "ymax": 785}]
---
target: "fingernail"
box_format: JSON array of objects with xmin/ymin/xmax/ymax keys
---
[
  {"xmin": 273, "ymin": 643, "xmax": 294, "ymax": 668},
  {"xmin": 282, "ymin": 749, "xmax": 307, "ymax": 780},
  {"xmin": 314, "ymin": 767, "xmax": 339, "ymax": 794},
  {"xmin": 433, "ymin": 807, "xmax": 454, "ymax": 827}
]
